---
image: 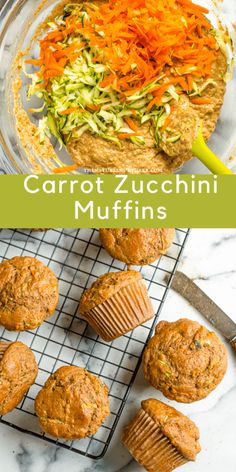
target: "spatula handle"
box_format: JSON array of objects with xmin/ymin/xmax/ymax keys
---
[{"xmin": 192, "ymin": 131, "xmax": 233, "ymax": 175}]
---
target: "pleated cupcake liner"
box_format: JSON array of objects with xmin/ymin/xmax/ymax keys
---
[
  {"xmin": 84, "ymin": 279, "xmax": 154, "ymax": 341},
  {"xmin": 122, "ymin": 407, "xmax": 187, "ymax": 472}
]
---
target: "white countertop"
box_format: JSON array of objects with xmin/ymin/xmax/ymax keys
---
[{"xmin": 0, "ymin": 228, "xmax": 236, "ymax": 472}]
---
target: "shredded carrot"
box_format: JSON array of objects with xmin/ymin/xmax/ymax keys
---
[
  {"xmin": 150, "ymin": 78, "xmax": 181, "ymax": 95},
  {"xmin": 53, "ymin": 164, "xmax": 78, "ymax": 173},
  {"xmin": 87, "ymin": 104, "xmax": 100, "ymax": 111},
  {"xmin": 161, "ymin": 115, "xmax": 172, "ymax": 132},
  {"xmin": 124, "ymin": 117, "xmax": 139, "ymax": 132},
  {"xmin": 81, "ymin": 0, "xmax": 215, "ymax": 96},
  {"xmin": 60, "ymin": 107, "xmax": 85, "ymax": 115},
  {"xmin": 117, "ymin": 132, "xmax": 140, "ymax": 139},
  {"xmin": 27, "ymin": 0, "xmax": 219, "ymax": 105},
  {"xmin": 25, "ymin": 59, "xmax": 41, "ymax": 66},
  {"xmin": 178, "ymin": 77, "xmax": 189, "ymax": 91},
  {"xmin": 191, "ymin": 97, "xmax": 212, "ymax": 104},
  {"xmin": 176, "ymin": 0, "xmax": 209, "ymax": 14},
  {"xmin": 187, "ymin": 75, "xmax": 194, "ymax": 91}
]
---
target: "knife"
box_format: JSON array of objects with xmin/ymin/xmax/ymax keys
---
[{"xmin": 170, "ymin": 271, "xmax": 236, "ymax": 352}]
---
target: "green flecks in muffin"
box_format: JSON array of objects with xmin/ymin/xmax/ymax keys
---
[
  {"xmin": 194, "ymin": 340, "xmax": 202, "ymax": 350},
  {"xmin": 158, "ymin": 360, "xmax": 172, "ymax": 377}
]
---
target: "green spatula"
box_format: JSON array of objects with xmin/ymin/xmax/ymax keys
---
[{"xmin": 192, "ymin": 129, "xmax": 233, "ymax": 174}]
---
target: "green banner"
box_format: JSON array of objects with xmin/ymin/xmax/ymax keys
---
[{"xmin": 0, "ymin": 174, "xmax": 235, "ymax": 228}]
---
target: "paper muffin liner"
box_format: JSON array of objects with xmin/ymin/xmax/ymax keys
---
[
  {"xmin": 122, "ymin": 407, "xmax": 188, "ymax": 472},
  {"xmin": 84, "ymin": 279, "xmax": 154, "ymax": 341},
  {"xmin": 0, "ymin": 341, "xmax": 11, "ymax": 360}
]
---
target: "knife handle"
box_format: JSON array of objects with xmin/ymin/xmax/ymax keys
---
[{"xmin": 230, "ymin": 337, "xmax": 236, "ymax": 353}]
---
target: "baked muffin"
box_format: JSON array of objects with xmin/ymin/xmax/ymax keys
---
[
  {"xmin": 0, "ymin": 256, "xmax": 59, "ymax": 331},
  {"xmin": 35, "ymin": 366, "xmax": 110, "ymax": 439},
  {"xmin": 143, "ymin": 319, "xmax": 228, "ymax": 403},
  {"xmin": 123, "ymin": 399, "xmax": 201, "ymax": 472},
  {"xmin": 99, "ymin": 228, "xmax": 175, "ymax": 265},
  {"xmin": 0, "ymin": 340, "xmax": 38, "ymax": 415},
  {"xmin": 79, "ymin": 270, "xmax": 154, "ymax": 341}
]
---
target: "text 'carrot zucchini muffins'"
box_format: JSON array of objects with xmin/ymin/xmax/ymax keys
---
[
  {"xmin": 79, "ymin": 270, "xmax": 154, "ymax": 341},
  {"xmin": 143, "ymin": 319, "xmax": 228, "ymax": 403},
  {"xmin": 35, "ymin": 366, "xmax": 110, "ymax": 439},
  {"xmin": 0, "ymin": 341, "xmax": 38, "ymax": 415},
  {"xmin": 99, "ymin": 228, "xmax": 175, "ymax": 265},
  {"xmin": 123, "ymin": 399, "xmax": 201, "ymax": 472},
  {"xmin": 0, "ymin": 256, "xmax": 59, "ymax": 331}
]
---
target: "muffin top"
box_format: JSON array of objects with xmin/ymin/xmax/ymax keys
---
[
  {"xmin": 99, "ymin": 228, "xmax": 175, "ymax": 265},
  {"xmin": 142, "ymin": 399, "xmax": 201, "ymax": 461},
  {"xmin": 0, "ymin": 256, "xmax": 59, "ymax": 331},
  {"xmin": 35, "ymin": 366, "xmax": 110, "ymax": 439},
  {"xmin": 79, "ymin": 270, "xmax": 142, "ymax": 313},
  {"xmin": 143, "ymin": 319, "xmax": 228, "ymax": 403},
  {"xmin": 0, "ymin": 341, "xmax": 38, "ymax": 415}
]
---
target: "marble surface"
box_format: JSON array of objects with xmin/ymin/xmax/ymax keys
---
[{"xmin": 0, "ymin": 228, "xmax": 236, "ymax": 472}]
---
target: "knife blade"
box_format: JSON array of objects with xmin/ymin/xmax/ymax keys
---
[{"xmin": 171, "ymin": 271, "xmax": 236, "ymax": 351}]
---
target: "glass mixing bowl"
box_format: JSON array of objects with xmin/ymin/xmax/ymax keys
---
[
  {"xmin": 0, "ymin": 0, "xmax": 76, "ymax": 173},
  {"xmin": 0, "ymin": 0, "xmax": 235, "ymax": 174}
]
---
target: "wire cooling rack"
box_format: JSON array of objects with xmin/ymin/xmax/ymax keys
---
[{"xmin": 0, "ymin": 228, "xmax": 189, "ymax": 459}]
